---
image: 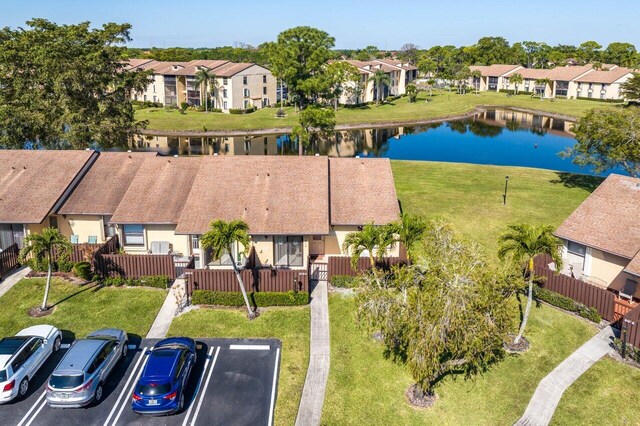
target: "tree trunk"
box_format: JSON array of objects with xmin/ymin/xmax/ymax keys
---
[
  {"xmin": 298, "ymin": 136, "xmax": 303, "ymax": 156},
  {"xmin": 334, "ymin": 98, "xmax": 338, "ymax": 111},
  {"xmin": 514, "ymin": 258, "xmax": 534, "ymax": 344},
  {"xmin": 42, "ymin": 257, "xmax": 52, "ymax": 311},
  {"xmin": 229, "ymin": 251, "xmax": 254, "ymax": 319}
]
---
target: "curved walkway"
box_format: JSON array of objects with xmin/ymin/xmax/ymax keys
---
[
  {"xmin": 295, "ymin": 279, "xmax": 330, "ymax": 426},
  {"xmin": 0, "ymin": 266, "xmax": 31, "ymax": 299},
  {"xmin": 514, "ymin": 326, "xmax": 615, "ymax": 426}
]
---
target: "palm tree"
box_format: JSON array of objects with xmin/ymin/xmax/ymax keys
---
[
  {"xmin": 194, "ymin": 68, "xmax": 215, "ymax": 112},
  {"xmin": 19, "ymin": 227, "xmax": 71, "ymax": 312},
  {"xmin": 534, "ymin": 78, "xmax": 551, "ymax": 99},
  {"xmin": 370, "ymin": 69, "xmax": 391, "ymax": 105},
  {"xmin": 200, "ymin": 219, "xmax": 255, "ymax": 319},
  {"xmin": 471, "ymin": 70, "xmax": 482, "ymax": 95},
  {"xmin": 394, "ymin": 213, "xmax": 427, "ymax": 265},
  {"xmin": 498, "ymin": 224, "xmax": 563, "ymax": 344},
  {"xmin": 342, "ymin": 223, "xmax": 395, "ymax": 270},
  {"xmin": 510, "ymin": 73, "xmax": 523, "ymax": 95}
]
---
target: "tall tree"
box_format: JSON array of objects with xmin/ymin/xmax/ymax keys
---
[
  {"xmin": 342, "ymin": 223, "xmax": 396, "ymax": 270},
  {"xmin": 324, "ymin": 61, "xmax": 360, "ymax": 110},
  {"xmin": 267, "ymin": 26, "xmax": 335, "ymax": 108},
  {"xmin": 0, "ymin": 19, "xmax": 152, "ymax": 149},
  {"xmin": 472, "ymin": 36, "xmax": 513, "ymax": 65},
  {"xmin": 498, "ymin": 224, "xmax": 563, "ymax": 345},
  {"xmin": 194, "ymin": 68, "xmax": 215, "ymax": 112},
  {"xmin": 393, "ymin": 213, "xmax": 427, "ymax": 264},
  {"xmin": 603, "ymin": 42, "xmax": 638, "ymax": 67},
  {"xmin": 471, "ymin": 69, "xmax": 482, "ymax": 95},
  {"xmin": 563, "ymin": 107, "xmax": 640, "ymax": 176},
  {"xmin": 405, "ymin": 83, "xmax": 418, "ymax": 102},
  {"xmin": 578, "ymin": 41, "xmax": 602, "ymax": 64},
  {"xmin": 621, "ymin": 73, "xmax": 640, "ymax": 101},
  {"xmin": 357, "ymin": 221, "xmax": 515, "ymax": 400},
  {"xmin": 510, "ymin": 72, "xmax": 524, "ymax": 95},
  {"xmin": 369, "ymin": 69, "xmax": 391, "ymax": 104},
  {"xmin": 398, "ymin": 43, "xmax": 420, "ymax": 65},
  {"xmin": 291, "ymin": 106, "xmax": 336, "ymax": 155},
  {"xmin": 19, "ymin": 228, "xmax": 72, "ymax": 312},
  {"xmin": 200, "ymin": 220, "xmax": 255, "ymax": 319}
]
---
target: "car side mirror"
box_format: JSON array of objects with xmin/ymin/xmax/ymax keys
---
[{"xmin": 42, "ymin": 339, "xmax": 48, "ymax": 346}]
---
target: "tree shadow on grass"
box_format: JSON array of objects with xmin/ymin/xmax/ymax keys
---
[
  {"xmin": 549, "ymin": 172, "xmax": 603, "ymax": 193},
  {"xmin": 49, "ymin": 282, "xmax": 99, "ymax": 308}
]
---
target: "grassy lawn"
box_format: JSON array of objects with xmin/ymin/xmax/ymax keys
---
[
  {"xmin": 0, "ymin": 278, "xmax": 166, "ymax": 340},
  {"xmin": 168, "ymin": 306, "xmax": 310, "ymax": 426},
  {"xmin": 552, "ymin": 357, "xmax": 640, "ymax": 425},
  {"xmin": 392, "ymin": 160, "xmax": 602, "ymax": 256},
  {"xmin": 323, "ymin": 294, "xmax": 597, "ymax": 425},
  {"xmin": 136, "ymin": 91, "xmax": 620, "ymax": 132}
]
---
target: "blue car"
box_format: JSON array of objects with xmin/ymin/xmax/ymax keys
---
[{"xmin": 131, "ymin": 337, "xmax": 196, "ymax": 415}]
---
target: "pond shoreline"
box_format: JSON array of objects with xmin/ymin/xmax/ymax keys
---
[{"xmin": 139, "ymin": 105, "xmax": 577, "ymax": 137}]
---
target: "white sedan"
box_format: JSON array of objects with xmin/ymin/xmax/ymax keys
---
[{"xmin": 0, "ymin": 325, "xmax": 62, "ymax": 403}]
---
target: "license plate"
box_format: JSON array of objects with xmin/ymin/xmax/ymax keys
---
[
  {"xmin": 58, "ymin": 393, "xmax": 70, "ymax": 399},
  {"xmin": 147, "ymin": 399, "xmax": 159, "ymax": 406}
]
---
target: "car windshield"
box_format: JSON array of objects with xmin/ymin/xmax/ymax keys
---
[
  {"xmin": 0, "ymin": 337, "xmax": 29, "ymax": 355},
  {"xmin": 0, "ymin": 369, "xmax": 6, "ymax": 382},
  {"xmin": 49, "ymin": 374, "xmax": 84, "ymax": 389},
  {"xmin": 136, "ymin": 383, "xmax": 172, "ymax": 396}
]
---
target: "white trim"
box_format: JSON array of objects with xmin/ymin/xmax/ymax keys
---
[
  {"xmin": 267, "ymin": 347, "xmax": 280, "ymax": 426},
  {"xmin": 16, "ymin": 390, "xmax": 46, "ymax": 426},
  {"xmin": 104, "ymin": 346, "xmax": 151, "ymax": 426},
  {"xmin": 229, "ymin": 344, "xmax": 270, "ymax": 351},
  {"xmin": 584, "ymin": 247, "xmax": 593, "ymax": 277},
  {"xmin": 186, "ymin": 346, "xmax": 220, "ymax": 426}
]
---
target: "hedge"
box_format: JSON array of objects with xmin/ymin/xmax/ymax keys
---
[
  {"xmin": 101, "ymin": 275, "xmax": 169, "ymax": 289},
  {"xmin": 498, "ymin": 89, "xmax": 534, "ymax": 95},
  {"xmin": 330, "ymin": 275, "xmax": 359, "ymax": 288},
  {"xmin": 72, "ymin": 261, "xmax": 92, "ymax": 280},
  {"xmin": 229, "ymin": 106, "xmax": 257, "ymax": 114},
  {"xmin": 576, "ymin": 96, "xmax": 625, "ymax": 103},
  {"xmin": 533, "ymin": 285, "xmax": 602, "ymax": 323},
  {"xmin": 192, "ymin": 290, "xmax": 309, "ymax": 307}
]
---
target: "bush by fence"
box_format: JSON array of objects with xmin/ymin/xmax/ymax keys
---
[
  {"xmin": 192, "ymin": 289, "xmax": 309, "ymax": 306},
  {"xmin": 327, "ymin": 256, "xmax": 405, "ymax": 278},
  {"xmin": 533, "ymin": 285, "xmax": 602, "ymax": 323},
  {"xmin": 101, "ymin": 275, "xmax": 169, "ymax": 289},
  {"xmin": 94, "ymin": 254, "xmax": 176, "ymax": 279},
  {"xmin": 330, "ymin": 275, "xmax": 360, "ymax": 288}
]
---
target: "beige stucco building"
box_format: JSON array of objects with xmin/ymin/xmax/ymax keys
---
[{"xmin": 336, "ymin": 59, "xmax": 418, "ymax": 104}]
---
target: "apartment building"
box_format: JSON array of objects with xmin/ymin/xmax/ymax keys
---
[
  {"xmin": 337, "ymin": 59, "xmax": 418, "ymax": 104},
  {"xmin": 126, "ymin": 59, "xmax": 277, "ymax": 112},
  {"xmin": 468, "ymin": 63, "xmax": 636, "ymax": 100}
]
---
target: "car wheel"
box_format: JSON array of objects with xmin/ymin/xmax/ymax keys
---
[
  {"xmin": 178, "ymin": 393, "xmax": 185, "ymax": 413},
  {"xmin": 121, "ymin": 341, "xmax": 128, "ymax": 359},
  {"xmin": 94, "ymin": 383, "xmax": 104, "ymax": 403},
  {"xmin": 53, "ymin": 336, "xmax": 61, "ymax": 352},
  {"xmin": 18, "ymin": 378, "xmax": 29, "ymax": 397}
]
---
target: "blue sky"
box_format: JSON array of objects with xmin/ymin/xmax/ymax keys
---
[{"xmin": 2, "ymin": 0, "xmax": 639, "ymax": 49}]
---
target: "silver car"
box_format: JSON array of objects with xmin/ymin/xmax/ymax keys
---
[{"xmin": 46, "ymin": 328, "xmax": 128, "ymax": 408}]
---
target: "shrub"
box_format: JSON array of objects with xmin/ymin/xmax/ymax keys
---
[
  {"xmin": 164, "ymin": 104, "xmax": 179, "ymax": 111},
  {"xmin": 612, "ymin": 338, "xmax": 640, "ymax": 363},
  {"xmin": 229, "ymin": 106, "xmax": 257, "ymax": 114},
  {"xmin": 576, "ymin": 97, "xmax": 624, "ymax": 103},
  {"xmin": 180, "ymin": 102, "xmax": 189, "ymax": 114},
  {"xmin": 533, "ymin": 285, "xmax": 602, "ymax": 323},
  {"xmin": 72, "ymin": 261, "xmax": 92, "ymax": 280},
  {"xmin": 330, "ymin": 275, "xmax": 359, "ymax": 288},
  {"xmin": 276, "ymin": 108, "xmax": 286, "ymax": 118},
  {"xmin": 26, "ymin": 257, "xmax": 48, "ymax": 272},
  {"xmin": 100, "ymin": 275, "xmax": 169, "ymax": 289},
  {"xmin": 56, "ymin": 251, "xmax": 74, "ymax": 273},
  {"xmin": 192, "ymin": 290, "xmax": 309, "ymax": 307}
]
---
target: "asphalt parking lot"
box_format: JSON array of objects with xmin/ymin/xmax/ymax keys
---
[{"xmin": 1, "ymin": 338, "xmax": 281, "ymax": 426}]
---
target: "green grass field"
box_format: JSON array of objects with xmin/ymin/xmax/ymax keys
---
[
  {"xmin": 0, "ymin": 278, "xmax": 166, "ymax": 339},
  {"xmin": 322, "ymin": 295, "xmax": 596, "ymax": 425},
  {"xmin": 136, "ymin": 91, "xmax": 620, "ymax": 132},
  {"xmin": 391, "ymin": 160, "xmax": 602, "ymax": 256},
  {"xmin": 168, "ymin": 306, "xmax": 310, "ymax": 426}
]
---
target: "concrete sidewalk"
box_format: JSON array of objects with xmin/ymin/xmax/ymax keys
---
[
  {"xmin": 514, "ymin": 326, "xmax": 615, "ymax": 426},
  {"xmin": 146, "ymin": 279, "xmax": 185, "ymax": 338},
  {"xmin": 0, "ymin": 266, "xmax": 31, "ymax": 299},
  {"xmin": 295, "ymin": 280, "xmax": 330, "ymax": 426}
]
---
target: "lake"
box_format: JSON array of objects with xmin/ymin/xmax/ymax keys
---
[{"xmin": 131, "ymin": 109, "xmax": 616, "ymax": 176}]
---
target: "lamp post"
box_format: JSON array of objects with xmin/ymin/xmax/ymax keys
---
[{"xmin": 503, "ymin": 176, "xmax": 510, "ymax": 205}]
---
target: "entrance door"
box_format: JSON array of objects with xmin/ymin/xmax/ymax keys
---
[{"xmin": 310, "ymin": 236, "xmax": 325, "ymax": 256}]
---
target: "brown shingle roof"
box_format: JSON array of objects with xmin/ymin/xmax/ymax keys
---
[
  {"xmin": 110, "ymin": 156, "xmax": 201, "ymax": 224},
  {"xmin": 470, "ymin": 64, "xmax": 522, "ymax": 77},
  {"xmin": 0, "ymin": 150, "xmax": 96, "ymax": 224},
  {"xmin": 624, "ymin": 252, "xmax": 640, "ymax": 277},
  {"xmin": 574, "ymin": 67, "xmax": 635, "ymax": 84},
  {"xmin": 210, "ymin": 62, "xmax": 259, "ymax": 77},
  {"xmin": 58, "ymin": 152, "xmax": 157, "ymax": 215},
  {"xmin": 544, "ymin": 64, "xmax": 594, "ymax": 81},
  {"xmin": 555, "ymin": 174, "xmax": 640, "ymax": 259},
  {"xmin": 329, "ymin": 158, "xmax": 399, "ymax": 225},
  {"xmin": 175, "ymin": 156, "xmax": 330, "ymax": 235}
]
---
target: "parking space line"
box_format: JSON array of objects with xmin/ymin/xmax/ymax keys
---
[
  {"xmin": 103, "ymin": 346, "xmax": 149, "ymax": 426},
  {"xmin": 268, "ymin": 347, "xmax": 281, "ymax": 426},
  {"xmin": 24, "ymin": 398, "xmax": 48, "ymax": 426},
  {"xmin": 16, "ymin": 390, "xmax": 46, "ymax": 426},
  {"xmin": 181, "ymin": 346, "xmax": 215, "ymax": 426},
  {"xmin": 188, "ymin": 346, "xmax": 220, "ymax": 426},
  {"xmin": 110, "ymin": 346, "xmax": 153, "ymax": 426},
  {"xmin": 229, "ymin": 344, "xmax": 270, "ymax": 350}
]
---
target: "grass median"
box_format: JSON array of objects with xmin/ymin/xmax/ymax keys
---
[
  {"xmin": 168, "ymin": 306, "xmax": 310, "ymax": 426},
  {"xmin": 136, "ymin": 91, "xmax": 620, "ymax": 132}
]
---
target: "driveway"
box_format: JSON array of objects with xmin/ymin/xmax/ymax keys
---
[{"xmin": 2, "ymin": 338, "xmax": 281, "ymax": 426}]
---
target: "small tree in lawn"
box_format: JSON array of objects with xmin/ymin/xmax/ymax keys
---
[
  {"xmin": 370, "ymin": 69, "xmax": 391, "ymax": 105},
  {"xmin": 498, "ymin": 224, "xmax": 563, "ymax": 345},
  {"xmin": 200, "ymin": 219, "xmax": 255, "ymax": 319},
  {"xmin": 356, "ymin": 221, "xmax": 515, "ymax": 404},
  {"xmin": 194, "ymin": 68, "xmax": 215, "ymax": 112},
  {"xmin": 393, "ymin": 213, "xmax": 427, "ymax": 264},
  {"xmin": 510, "ymin": 72, "xmax": 523, "ymax": 95},
  {"xmin": 471, "ymin": 69, "xmax": 482, "ymax": 95},
  {"xmin": 342, "ymin": 223, "xmax": 396, "ymax": 271},
  {"xmin": 19, "ymin": 227, "xmax": 71, "ymax": 312},
  {"xmin": 405, "ymin": 83, "xmax": 418, "ymax": 103}
]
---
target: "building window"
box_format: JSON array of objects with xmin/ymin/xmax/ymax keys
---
[
  {"xmin": 143, "ymin": 94, "xmax": 147, "ymax": 101},
  {"xmin": 223, "ymin": 101, "xmax": 228, "ymax": 110},
  {"xmin": 243, "ymin": 88, "xmax": 250, "ymax": 97},
  {"xmin": 488, "ymin": 76, "xmax": 499, "ymax": 91},
  {"xmin": 243, "ymin": 76, "xmax": 248, "ymax": 85},
  {"xmin": 0, "ymin": 224, "xmax": 24, "ymax": 250},
  {"xmin": 263, "ymin": 75, "xmax": 267, "ymax": 84},
  {"xmin": 223, "ymin": 77, "xmax": 228, "ymax": 85},
  {"xmin": 274, "ymin": 236, "xmax": 303, "ymax": 267},
  {"xmin": 164, "ymin": 75, "xmax": 178, "ymax": 106},
  {"xmin": 223, "ymin": 89, "xmax": 228, "ymax": 98},
  {"xmin": 123, "ymin": 224, "xmax": 144, "ymax": 246},
  {"xmin": 209, "ymin": 242, "xmax": 243, "ymax": 266},
  {"xmin": 49, "ymin": 216, "xmax": 58, "ymax": 229},
  {"xmin": 262, "ymin": 86, "xmax": 267, "ymax": 95},
  {"xmin": 243, "ymin": 99, "xmax": 250, "ymax": 109},
  {"xmin": 103, "ymin": 216, "xmax": 116, "ymax": 238},
  {"xmin": 555, "ymin": 81, "xmax": 569, "ymax": 97},
  {"xmin": 153, "ymin": 84, "xmax": 156, "ymax": 93},
  {"xmin": 263, "ymin": 97, "xmax": 269, "ymax": 106},
  {"xmin": 186, "ymin": 76, "xmax": 201, "ymax": 106},
  {"xmin": 191, "ymin": 235, "xmax": 200, "ymax": 250}
]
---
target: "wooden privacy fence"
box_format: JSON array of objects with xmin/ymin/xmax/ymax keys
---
[
  {"xmin": 327, "ymin": 256, "xmax": 405, "ymax": 278},
  {"xmin": 94, "ymin": 254, "xmax": 176, "ymax": 279},
  {"xmin": 622, "ymin": 303, "xmax": 640, "ymax": 350},
  {"xmin": 185, "ymin": 268, "xmax": 309, "ymax": 295},
  {"xmin": 534, "ymin": 254, "xmax": 615, "ymax": 322},
  {"xmin": 0, "ymin": 244, "xmax": 20, "ymax": 278}
]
